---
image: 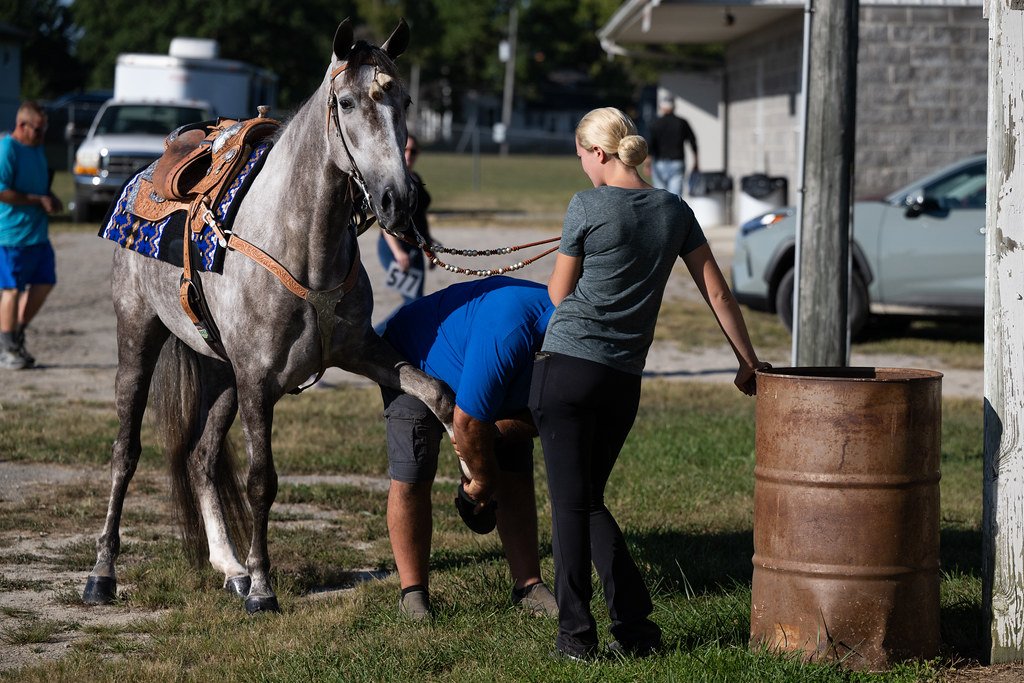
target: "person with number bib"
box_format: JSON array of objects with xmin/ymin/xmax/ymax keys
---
[{"xmin": 376, "ymin": 134, "xmax": 433, "ymax": 333}]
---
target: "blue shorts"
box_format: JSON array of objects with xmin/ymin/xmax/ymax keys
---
[{"xmin": 0, "ymin": 243, "xmax": 57, "ymax": 290}]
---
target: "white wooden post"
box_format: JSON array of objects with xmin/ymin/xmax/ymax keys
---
[{"xmin": 983, "ymin": 0, "xmax": 1024, "ymax": 663}]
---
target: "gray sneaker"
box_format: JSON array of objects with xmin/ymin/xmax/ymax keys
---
[
  {"xmin": 512, "ymin": 582, "xmax": 558, "ymax": 617},
  {"xmin": 398, "ymin": 589, "xmax": 431, "ymax": 621},
  {"xmin": 13, "ymin": 329, "xmax": 33, "ymax": 366},
  {"xmin": 0, "ymin": 348, "xmax": 28, "ymax": 370},
  {"xmin": 15, "ymin": 345, "xmax": 34, "ymax": 367}
]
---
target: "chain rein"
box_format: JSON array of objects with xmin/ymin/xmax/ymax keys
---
[{"xmin": 379, "ymin": 224, "xmax": 559, "ymax": 276}]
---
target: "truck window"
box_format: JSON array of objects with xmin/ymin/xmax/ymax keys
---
[{"xmin": 94, "ymin": 105, "xmax": 207, "ymax": 136}]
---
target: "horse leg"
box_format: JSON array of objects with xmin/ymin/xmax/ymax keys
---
[
  {"xmin": 191, "ymin": 357, "xmax": 251, "ymax": 597},
  {"xmin": 83, "ymin": 316, "xmax": 169, "ymax": 604},
  {"xmin": 234, "ymin": 380, "xmax": 280, "ymax": 614},
  {"xmin": 337, "ymin": 333, "xmax": 455, "ymax": 436}
]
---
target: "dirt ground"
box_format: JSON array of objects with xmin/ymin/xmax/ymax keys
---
[
  {"xmin": 0, "ymin": 223, "xmax": 995, "ymax": 678},
  {"xmin": 0, "ymin": 224, "xmax": 985, "ymax": 405}
]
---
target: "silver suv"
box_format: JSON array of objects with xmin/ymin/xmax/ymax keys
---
[{"xmin": 731, "ymin": 154, "xmax": 986, "ymax": 335}]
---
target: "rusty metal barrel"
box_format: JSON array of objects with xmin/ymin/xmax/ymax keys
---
[{"xmin": 750, "ymin": 367, "xmax": 942, "ymax": 671}]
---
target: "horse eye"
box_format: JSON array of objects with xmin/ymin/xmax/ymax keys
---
[
  {"xmin": 405, "ymin": 96, "xmax": 413, "ymax": 110},
  {"xmin": 339, "ymin": 97, "xmax": 355, "ymax": 111}
]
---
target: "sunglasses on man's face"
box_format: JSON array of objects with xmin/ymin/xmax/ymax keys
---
[
  {"xmin": 406, "ymin": 147, "xmax": 419, "ymax": 157},
  {"xmin": 19, "ymin": 121, "xmax": 46, "ymax": 133}
]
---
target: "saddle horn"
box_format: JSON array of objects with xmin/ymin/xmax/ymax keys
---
[
  {"xmin": 381, "ymin": 18, "xmax": 409, "ymax": 60},
  {"xmin": 332, "ymin": 18, "xmax": 354, "ymax": 62}
]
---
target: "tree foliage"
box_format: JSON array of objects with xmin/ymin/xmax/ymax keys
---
[
  {"xmin": 2, "ymin": 0, "xmax": 85, "ymax": 100},
  {"xmin": 16, "ymin": 0, "xmax": 704, "ymax": 119},
  {"xmin": 354, "ymin": 0, "xmax": 651, "ymax": 118}
]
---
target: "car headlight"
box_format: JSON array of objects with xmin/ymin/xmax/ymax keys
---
[
  {"xmin": 740, "ymin": 209, "xmax": 794, "ymax": 236},
  {"xmin": 74, "ymin": 149, "xmax": 101, "ymax": 175}
]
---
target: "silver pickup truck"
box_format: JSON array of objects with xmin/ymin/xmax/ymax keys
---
[{"xmin": 71, "ymin": 99, "xmax": 211, "ymax": 222}]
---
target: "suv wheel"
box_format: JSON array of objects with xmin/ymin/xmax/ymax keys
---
[{"xmin": 774, "ymin": 267, "xmax": 868, "ymax": 338}]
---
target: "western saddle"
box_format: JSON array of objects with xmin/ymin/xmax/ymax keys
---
[
  {"xmin": 131, "ymin": 107, "xmax": 280, "ymax": 235},
  {"xmin": 127, "ymin": 108, "xmax": 362, "ymax": 394}
]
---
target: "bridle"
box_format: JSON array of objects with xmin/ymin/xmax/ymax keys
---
[{"xmin": 326, "ymin": 59, "xmax": 380, "ymax": 234}]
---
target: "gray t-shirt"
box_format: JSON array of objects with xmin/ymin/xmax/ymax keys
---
[{"xmin": 542, "ymin": 186, "xmax": 707, "ymax": 374}]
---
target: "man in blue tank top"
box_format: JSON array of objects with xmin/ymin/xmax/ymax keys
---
[{"xmin": 380, "ymin": 276, "xmax": 557, "ymax": 620}]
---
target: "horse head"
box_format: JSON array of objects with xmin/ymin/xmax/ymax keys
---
[{"xmin": 327, "ymin": 18, "xmax": 414, "ymax": 233}]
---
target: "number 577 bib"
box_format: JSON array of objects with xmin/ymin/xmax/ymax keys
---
[{"xmin": 384, "ymin": 260, "xmax": 424, "ymax": 299}]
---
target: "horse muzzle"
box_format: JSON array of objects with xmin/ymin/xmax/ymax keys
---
[{"xmin": 375, "ymin": 185, "xmax": 412, "ymax": 234}]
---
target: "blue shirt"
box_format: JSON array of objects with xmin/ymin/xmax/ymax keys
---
[
  {"xmin": 383, "ymin": 276, "xmax": 554, "ymax": 422},
  {"xmin": 0, "ymin": 136, "xmax": 51, "ymax": 247}
]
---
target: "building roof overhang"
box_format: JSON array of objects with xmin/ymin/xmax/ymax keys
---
[{"xmin": 598, "ymin": 0, "xmax": 984, "ymax": 53}]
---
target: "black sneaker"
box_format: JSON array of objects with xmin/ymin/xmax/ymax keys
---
[
  {"xmin": 607, "ymin": 637, "xmax": 662, "ymax": 658},
  {"xmin": 549, "ymin": 646, "xmax": 599, "ymax": 663}
]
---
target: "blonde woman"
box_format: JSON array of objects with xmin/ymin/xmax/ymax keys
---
[{"xmin": 529, "ymin": 107, "xmax": 766, "ymax": 660}]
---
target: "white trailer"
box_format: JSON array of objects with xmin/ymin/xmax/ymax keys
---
[
  {"xmin": 114, "ymin": 38, "xmax": 277, "ymax": 118},
  {"xmin": 71, "ymin": 38, "xmax": 277, "ymax": 221}
]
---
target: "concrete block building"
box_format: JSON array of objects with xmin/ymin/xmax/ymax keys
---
[{"xmin": 599, "ymin": 0, "xmax": 987, "ymax": 219}]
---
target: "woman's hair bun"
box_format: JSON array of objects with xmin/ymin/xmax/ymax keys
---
[{"xmin": 617, "ymin": 134, "xmax": 648, "ymax": 167}]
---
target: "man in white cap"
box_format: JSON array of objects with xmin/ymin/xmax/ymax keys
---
[{"xmin": 645, "ymin": 96, "xmax": 699, "ymax": 197}]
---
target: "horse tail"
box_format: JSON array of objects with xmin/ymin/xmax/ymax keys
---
[
  {"xmin": 151, "ymin": 338, "xmax": 251, "ymax": 569},
  {"xmin": 152, "ymin": 337, "xmax": 206, "ymax": 567}
]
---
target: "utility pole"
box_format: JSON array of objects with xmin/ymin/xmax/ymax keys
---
[
  {"xmin": 793, "ymin": 0, "xmax": 858, "ymax": 366},
  {"xmin": 499, "ymin": 1, "xmax": 518, "ymax": 157},
  {"xmin": 983, "ymin": 0, "xmax": 1024, "ymax": 663}
]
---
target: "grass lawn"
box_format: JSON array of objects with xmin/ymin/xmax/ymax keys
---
[
  {"xmin": 414, "ymin": 152, "xmax": 590, "ymax": 215},
  {"xmin": 0, "ymin": 381, "xmax": 984, "ymax": 681},
  {"xmin": 656, "ymin": 298, "xmax": 983, "ymax": 370}
]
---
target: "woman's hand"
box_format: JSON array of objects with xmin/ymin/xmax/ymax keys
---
[
  {"xmin": 393, "ymin": 250, "xmax": 411, "ymax": 271},
  {"xmin": 735, "ymin": 361, "xmax": 772, "ymax": 396}
]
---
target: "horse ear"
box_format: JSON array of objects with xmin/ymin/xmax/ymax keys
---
[
  {"xmin": 381, "ymin": 18, "xmax": 409, "ymax": 60},
  {"xmin": 333, "ymin": 18, "xmax": 354, "ymax": 61}
]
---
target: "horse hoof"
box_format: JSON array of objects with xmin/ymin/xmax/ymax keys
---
[
  {"xmin": 224, "ymin": 575, "xmax": 251, "ymax": 598},
  {"xmin": 245, "ymin": 595, "xmax": 280, "ymax": 614},
  {"xmin": 82, "ymin": 575, "xmax": 117, "ymax": 605}
]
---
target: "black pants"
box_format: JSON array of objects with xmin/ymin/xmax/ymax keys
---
[{"xmin": 528, "ymin": 352, "xmax": 661, "ymax": 654}]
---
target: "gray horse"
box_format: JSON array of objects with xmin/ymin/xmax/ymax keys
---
[{"xmin": 82, "ymin": 19, "xmax": 454, "ymax": 614}]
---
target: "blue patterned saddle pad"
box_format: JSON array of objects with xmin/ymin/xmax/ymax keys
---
[{"xmin": 98, "ymin": 139, "xmax": 273, "ymax": 273}]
